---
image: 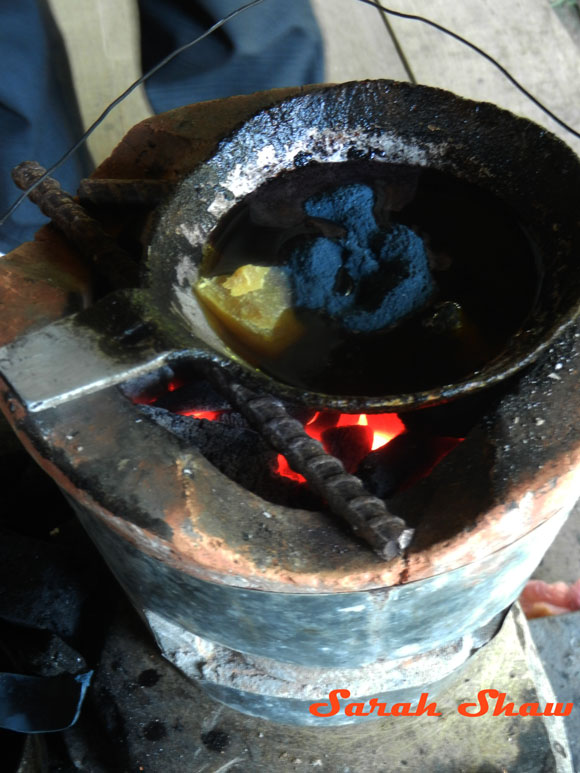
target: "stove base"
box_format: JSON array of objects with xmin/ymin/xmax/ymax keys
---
[
  {"xmin": 143, "ymin": 608, "xmax": 504, "ymax": 726},
  {"xmin": 48, "ymin": 602, "xmax": 572, "ymax": 772}
]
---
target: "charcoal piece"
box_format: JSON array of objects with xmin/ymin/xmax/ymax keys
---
[
  {"xmin": 356, "ymin": 431, "xmax": 459, "ymax": 499},
  {"xmin": 120, "ymin": 365, "xmax": 176, "ymax": 404},
  {"xmin": 154, "ymin": 379, "xmax": 230, "ymax": 413},
  {"xmin": 321, "ymin": 425, "xmax": 372, "ymax": 474},
  {"xmin": 0, "ymin": 529, "xmax": 93, "ymax": 644},
  {"xmin": 139, "ymin": 405, "xmax": 320, "ymax": 510},
  {"xmin": 285, "ymin": 405, "xmax": 318, "ymax": 426},
  {"xmin": 190, "ymin": 421, "xmax": 273, "ymax": 484},
  {"xmin": 192, "ymin": 419, "xmax": 320, "ymax": 510},
  {"xmin": 210, "ymin": 410, "xmax": 250, "ymax": 428}
]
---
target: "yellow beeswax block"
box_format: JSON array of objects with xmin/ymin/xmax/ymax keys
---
[{"xmin": 195, "ymin": 264, "xmax": 304, "ymax": 358}]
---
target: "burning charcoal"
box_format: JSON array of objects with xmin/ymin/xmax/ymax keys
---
[
  {"xmin": 185, "ymin": 421, "xmax": 271, "ymax": 488},
  {"xmin": 321, "ymin": 425, "xmax": 372, "ymax": 474},
  {"xmin": 153, "ymin": 379, "xmax": 230, "ymax": 413},
  {"xmin": 210, "ymin": 410, "xmax": 249, "ymax": 428},
  {"xmin": 193, "ymin": 418, "xmax": 319, "ymax": 509},
  {"xmin": 138, "ymin": 405, "xmax": 319, "ymax": 509},
  {"xmin": 285, "ymin": 183, "xmax": 435, "ymax": 332},
  {"xmin": 285, "ymin": 405, "xmax": 318, "ymax": 426},
  {"xmin": 121, "ymin": 365, "xmax": 176, "ymax": 404},
  {"xmin": 357, "ymin": 431, "xmax": 459, "ymax": 499}
]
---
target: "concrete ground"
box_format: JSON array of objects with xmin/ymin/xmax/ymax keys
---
[
  {"xmin": 533, "ymin": 499, "xmax": 580, "ymax": 585},
  {"xmin": 530, "ymin": 501, "xmax": 580, "ymax": 772}
]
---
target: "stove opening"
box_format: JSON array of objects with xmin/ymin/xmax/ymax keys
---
[{"xmin": 123, "ymin": 367, "xmax": 477, "ymax": 512}]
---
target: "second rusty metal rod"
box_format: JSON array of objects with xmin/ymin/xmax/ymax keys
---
[
  {"xmin": 77, "ymin": 178, "xmax": 175, "ymax": 208},
  {"xmin": 12, "ymin": 161, "xmax": 138, "ymax": 289},
  {"xmin": 205, "ymin": 365, "xmax": 414, "ymax": 561}
]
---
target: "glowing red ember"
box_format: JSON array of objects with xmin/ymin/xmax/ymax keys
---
[
  {"xmin": 178, "ymin": 409, "xmax": 223, "ymax": 421},
  {"xmin": 132, "ymin": 381, "xmax": 408, "ymax": 485},
  {"xmin": 275, "ymin": 412, "xmax": 405, "ymax": 483}
]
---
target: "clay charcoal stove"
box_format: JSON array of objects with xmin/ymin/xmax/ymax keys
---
[{"xmin": 1, "ymin": 81, "xmax": 580, "ymax": 736}]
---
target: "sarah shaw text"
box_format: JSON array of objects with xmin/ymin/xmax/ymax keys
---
[{"xmin": 308, "ymin": 689, "xmax": 573, "ymax": 718}]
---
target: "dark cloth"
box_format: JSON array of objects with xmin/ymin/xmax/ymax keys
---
[
  {"xmin": 0, "ymin": 0, "xmax": 87, "ymax": 253},
  {"xmin": 0, "ymin": 0, "xmax": 324, "ymax": 253},
  {"xmin": 140, "ymin": 0, "xmax": 324, "ymax": 109}
]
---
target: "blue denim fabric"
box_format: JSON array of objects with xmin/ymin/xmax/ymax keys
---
[
  {"xmin": 0, "ymin": 0, "xmax": 324, "ymax": 252},
  {"xmin": 0, "ymin": 0, "xmax": 87, "ymax": 253},
  {"xmin": 140, "ymin": 0, "xmax": 324, "ymax": 109}
]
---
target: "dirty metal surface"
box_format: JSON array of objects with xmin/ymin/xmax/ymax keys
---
[
  {"xmin": 1, "ymin": 81, "xmax": 579, "ymax": 580},
  {"xmin": 0, "ymin": 279, "xmax": 412, "ymax": 560},
  {"xmin": 0, "ymin": 86, "xmax": 578, "ymax": 598},
  {"xmin": 0, "ymin": 291, "xmax": 169, "ymax": 412},
  {"xmin": 0, "ymin": 231, "xmax": 91, "ymax": 348},
  {"xmin": 1, "ymin": 317, "xmax": 577, "ymax": 666},
  {"xmin": 63, "ymin": 489, "xmax": 572, "ymax": 668}
]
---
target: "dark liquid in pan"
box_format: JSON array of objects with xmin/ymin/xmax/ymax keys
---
[{"xmin": 200, "ymin": 163, "xmax": 542, "ymax": 396}]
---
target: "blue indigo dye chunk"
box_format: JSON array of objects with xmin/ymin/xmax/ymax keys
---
[{"xmin": 285, "ymin": 183, "xmax": 435, "ymax": 332}]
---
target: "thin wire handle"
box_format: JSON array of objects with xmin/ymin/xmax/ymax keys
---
[
  {"xmin": 1, "ymin": 0, "xmax": 579, "ymax": 229},
  {"xmin": 0, "ymin": 0, "xmax": 267, "ymax": 229},
  {"xmin": 362, "ymin": 1, "xmax": 580, "ymax": 141}
]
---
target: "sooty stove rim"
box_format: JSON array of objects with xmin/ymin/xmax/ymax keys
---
[{"xmin": 1, "ymin": 312, "xmax": 579, "ymax": 597}]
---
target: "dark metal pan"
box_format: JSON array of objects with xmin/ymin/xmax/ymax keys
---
[
  {"xmin": 146, "ymin": 80, "xmax": 580, "ymax": 413},
  {"xmin": 4, "ymin": 80, "xmax": 580, "ymax": 417}
]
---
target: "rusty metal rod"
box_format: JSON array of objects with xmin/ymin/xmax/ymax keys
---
[
  {"xmin": 205, "ymin": 365, "xmax": 414, "ymax": 561},
  {"xmin": 77, "ymin": 178, "xmax": 175, "ymax": 207},
  {"xmin": 12, "ymin": 161, "xmax": 411, "ymax": 559},
  {"xmin": 12, "ymin": 161, "xmax": 138, "ymax": 289}
]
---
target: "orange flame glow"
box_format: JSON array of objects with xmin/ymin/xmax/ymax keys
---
[
  {"xmin": 133, "ymin": 379, "xmax": 409, "ymax": 485},
  {"xmin": 274, "ymin": 412, "xmax": 405, "ymax": 482},
  {"xmin": 177, "ymin": 409, "xmax": 223, "ymax": 421}
]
